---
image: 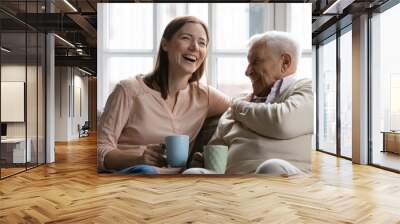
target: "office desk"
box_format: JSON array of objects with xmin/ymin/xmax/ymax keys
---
[
  {"xmin": 382, "ymin": 131, "xmax": 400, "ymax": 154},
  {"xmin": 1, "ymin": 138, "xmax": 31, "ymax": 163}
]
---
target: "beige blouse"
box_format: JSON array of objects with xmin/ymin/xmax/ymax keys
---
[{"xmin": 97, "ymin": 75, "xmax": 230, "ymax": 171}]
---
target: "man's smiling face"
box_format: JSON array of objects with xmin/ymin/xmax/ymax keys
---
[{"xmin": 246, "ymin": 41, "xmax": 282, "ymax": 97}]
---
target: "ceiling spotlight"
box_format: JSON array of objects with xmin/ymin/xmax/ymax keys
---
[
  {"xmin": 54, "ymin": 34, "xmax": 75, "ymax": 48},
  {"xmin": 63, "ymin": 0, "xmax": 78, "ymax": 12},
  {"xmin": 78, "ymin": 67, "xmax": 92, "ymax": 76},
  {"xmin": 1, "ymin": 47, "xmax": 11, "ymax": 53},
  {"xmin": 322, "ymin": 0, "xmax": 355, "ymax": 15},
  {"xmin": 76, "ymin": 48, "xmax": 85, "ymax": 55}
]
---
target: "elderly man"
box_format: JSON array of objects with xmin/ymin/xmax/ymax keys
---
[{"xmin": 186, "ymin": 31, "xmax": 314, "ymax": 176}]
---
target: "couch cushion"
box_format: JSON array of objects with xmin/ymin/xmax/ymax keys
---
[{"xmin": 188, "ymin": 115, "xmax": 221, "ymax": 164}]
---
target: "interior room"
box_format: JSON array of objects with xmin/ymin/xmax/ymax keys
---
[{"xmin": 0, "ymin": 0, "xmax": 399, "ymax": 223}]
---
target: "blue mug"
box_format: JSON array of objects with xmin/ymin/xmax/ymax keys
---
[{"xmin": 165, "ymin": 135, "xmax": 189, "ymax": 168}]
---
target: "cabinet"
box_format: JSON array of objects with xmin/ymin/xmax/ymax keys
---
[
  {"xmin": 382, "ymin": 131, "xmax": 400, "ymax": 154},
  {"xmin": 0, "ymin": 138, "xmax": 31, "ymax": 164}
]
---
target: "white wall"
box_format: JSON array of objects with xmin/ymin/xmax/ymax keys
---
[
  {"xmin": 1, "ymin": 65, "xmax": 26, "ymax": 142},
  {"xmin": 72, "ymin": 73, "xmax": 89, "ymax": 138},
  {"xmin": 1, "ymin": 64, "xmax": 46, "ymax": 164},
  {"xmin": 1, "ymin": 65, "xmax": 34, "ymax": 137},
  {"xmin": 312, "ymin": 45, "xmax": 317, "ymax": 150},
  {"xmin": 55, "ymin": 67, "xmax": 89, "ymax": 141},
  {"xmin": 55, "ymin": 66, "xmax": 69, "ymax": 141}
]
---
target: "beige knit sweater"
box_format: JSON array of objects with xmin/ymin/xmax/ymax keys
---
[{"xmin": 209, "ymin": 78, "xmax": 314, "ymax": 174}]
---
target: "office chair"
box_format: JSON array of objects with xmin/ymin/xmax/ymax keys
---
[{"xmin": 79, "ymin": 121, "xmax": 90, "ymax": 138}]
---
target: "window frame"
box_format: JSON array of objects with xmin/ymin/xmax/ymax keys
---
[{"xmin": 98, "ymin": 3, "xmax": 312, "ymax": 109}]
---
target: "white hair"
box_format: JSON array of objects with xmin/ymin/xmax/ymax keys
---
[{"xmin": 248, "ymin": 31, "xmax": 301, "ymax": 67}]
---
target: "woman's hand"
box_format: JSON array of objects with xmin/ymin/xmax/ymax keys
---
[{"xmin": 141, "ymin": 144, "xmax": 167, "ymax": 167}]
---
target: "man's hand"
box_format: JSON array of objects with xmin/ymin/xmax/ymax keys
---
[
  {"xmin": 141, "ymin": 144, "xmax": 167, "ymax": 167},
  {"xmin": 232, "ymin": 93, "xmax": 252, "ymax": 104}
]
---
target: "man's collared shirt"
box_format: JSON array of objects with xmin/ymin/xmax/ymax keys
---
[{"xmin": 265, "ymin": 73, "xmax": 299, "ymax": 103}]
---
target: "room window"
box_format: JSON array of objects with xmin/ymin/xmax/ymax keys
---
[
  {"xmin": 289, "ymin": 3, "xmax": 312, "ymax": 79},
  {"xmin": 98, "ymin": 3, "xmax": 312, "ymax": 110},
  {"xmin": 317, "ymin": 37, "xmax": 337, "ymax": 155},
  {"xmin": 339, "ymin": 29, "xmax": 352, "ymax": 158},
  {"xmin": 106, "ymin": 4, "xmax": 153, "ymax": 50},
  {"xmin": 371, "ymin": 2, "xmax": 400, "ymax": 171}
]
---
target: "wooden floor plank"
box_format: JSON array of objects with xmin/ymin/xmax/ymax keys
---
[{"xmin": 1, "ymin": 134, "xmax": 400, "ymax": 223}]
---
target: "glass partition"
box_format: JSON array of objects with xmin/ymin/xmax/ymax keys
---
[
  {"xmin": 27, "ymin": 31, "xmax": 38, "ymax": 169},
  {"xmin": 317, "ymin": 37, "xmax": 337, "ymax": 155},
  {"xmin": 1, "ymin": 31, "xmax": 27, "ymax": 177},
  {"xmin": 371, "ymin": 3, "xmax": 400, "ymax": 171},
  {"xmin": 0, "ymin": 1, "xmax": 46, "ymax": 179},
  {"xmin": 38, "ymin": 32, "xmax": 46, "ymax": 165},
  {"xmin": 339, "ymin": 29, "xmax": 352, "ymax": 158}
]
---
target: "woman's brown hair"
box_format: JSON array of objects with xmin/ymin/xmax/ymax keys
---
[{"xmin": 144, "ymin": 16, "xmax": 209, "ymax": 99}]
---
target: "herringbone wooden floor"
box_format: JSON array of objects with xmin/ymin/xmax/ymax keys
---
[{"xmin": 1, "ymin": 134, "xmax": 400, "ymax": 223}]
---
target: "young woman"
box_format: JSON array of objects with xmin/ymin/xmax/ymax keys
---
[{"xmin": 97, "ymin": 16, "xmax": 230, "ymax": 174}]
